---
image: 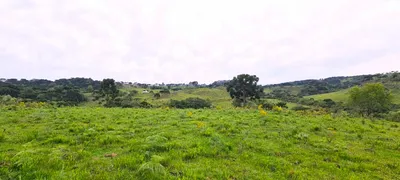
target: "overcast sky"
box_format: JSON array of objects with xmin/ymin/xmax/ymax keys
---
[{"xmin": 0, "ymin": 0, "xmax": 399, "ymax": 84}]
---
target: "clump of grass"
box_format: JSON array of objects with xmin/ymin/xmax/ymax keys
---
[
  {"xmin": 145, "ymin": 135, "xmax": 169, "ymax": 152},
  {"xmin": 0, "ymin": 132, "xmax": 5, "ymax": 142},
  {"xmin": 137, "ymin": 155, "xmax": 167, "ymax": 180},
  {"xmin": 24, "ymin": 130, "xmax": 39, "ymax": 142},
  {"xmin": 311, "ymin": 126, "xmax": 321, "ymax": 132},
  {"xmin": 200, "ymin": 128, "xmax": 214, "ymax": 137},
  {"xmin": 98, "ymin": 135, "xmax": 123, "ymax": 146},
  {"xmin": 44, "ymin": 135, "xmax": 70, "ymax": 144},
  {"xmin": 294, "ymin": 132, "xmax": 309, "ymax": 142}
]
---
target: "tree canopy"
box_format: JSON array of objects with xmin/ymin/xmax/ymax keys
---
[
  {"xmin": 348, "ymin": 83, "xmax": 393, "ymax": 116},
  {"xmin": 226, "ymin": 74, "xmax": 264, "ymax": 107},
  {"xmin": 100, "ymin": 79, "xmax": 119, "ymax": 99}
]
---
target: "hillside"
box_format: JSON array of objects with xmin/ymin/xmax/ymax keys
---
[
  {"xmin": 265, "ymin": 72, "xmax": 399, "ymax": 95},
  {"xmin": 120, "ymin": 87, "xmax": 232, "ymax": 108},
  {"xmin": 264, "ymin": 72, "xmax": 400, "ymax": 106},
  {"xmin": 306, "ymin": 83, "xmax": 400, "ymax": 105},
  {"xmin": 1, "ymin": 71, "xmax": 399, "ymax": 110},
  {"xmin": 305, "ymin": 89, "xmax": 350, "ymax": 102}
]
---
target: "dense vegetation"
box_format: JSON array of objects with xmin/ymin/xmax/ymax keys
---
[{"xmin": 0, "ymin": 78, "xmax": 99, "ymax": 106}]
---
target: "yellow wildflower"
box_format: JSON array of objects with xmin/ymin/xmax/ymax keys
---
[
  {"xmin": 272, "ymin": 105, "xmax": 283, "ymax": 112},
  {"xmin": 196, "ymin": 121, "xmax": 205, "ymax": 128},
  {"xmin": 187, "ymin": 112, "xmax": 193, "ymax": 118},
  {"xmin": 259, "ymin": 110, "xmax": 267, "ymax": 116},
  {"xmin": 18, "ymin": 102, "xmax": 26, "ymax": 108}
]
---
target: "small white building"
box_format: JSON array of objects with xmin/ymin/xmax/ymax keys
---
[{"xmin": 142, "ymin": 90, "xmax": 149, "ymax": 94}]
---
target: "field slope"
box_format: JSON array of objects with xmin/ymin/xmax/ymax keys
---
[
  {"xmin": 1, "ymin": 107, "xmax": 399, "ymax": 179},
  {"xmin": 305, "ymin": 89, "xmax": 349, "ymax": 102},
  {"xmin": 306, "ymin": 87, "xmax": 400, "ymax": 104}
]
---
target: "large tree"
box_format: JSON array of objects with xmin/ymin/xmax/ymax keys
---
[
  {"xmin": 100, "ymin": 79, "xmax": 119, "ymax": 99},
  {"xmin": 226, "ymin": 74, "xmax": 264, "ymax": 107},
  {"xmin": 348, "ymin": 83, "xmax": 393, "ymax": 116}
]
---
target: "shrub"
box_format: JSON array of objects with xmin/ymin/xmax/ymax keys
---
[
  {"xmin": 292, "ymin": 105, "xmax": 311, "ymax": 111},
  {"xmin": 128, "ymin": 90, "xmax": 138, "ymax": 97},
  {"xmin": 159, "ymin": 89, "xmax": 170, "ymax": 94},
  {"xmin": 349, "ymin": 83, "xmax": 392, "ymax": 116},
  {"xmin": 170, "ymin": 98, "xmax": 212, "ymax": 109},
  {"xmin": 261, "ymin": 101, "xmax": 275, "ymax": 110},
  {"xmin": 140, "ymin": 101, "xmax": 153, "ymax": 108},
  {"xmin": 320, "ymin": 99, "xmax": 336, "ymax": 108},
  {"xmin": 154, "ymin": 93, "xmax": 161, "ymax": 99},
  {"xmin": 386, "ymin": 111, "xmax": 400, "ymax": 122},
  {"xmin": 276, "ymin": 102, "xmax": 288, "ymax": 108},
  {"xmin": 172, "ymin": 88, "xmax": 182, "ymax": 91},
  {"xmin": 254, "ymin": 100, "xmax": 275, "ymax": 110},
  {"xmin": 272, "ymin": 105, "xmax": 283, "ymax": 112}
]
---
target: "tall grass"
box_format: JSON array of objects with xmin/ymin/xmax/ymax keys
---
[{"xmin": 0, "ymin": 107, "xmax": 399, "ymax": 179}]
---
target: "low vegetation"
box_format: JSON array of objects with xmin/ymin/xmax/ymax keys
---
[{"xmin": 1, "ymin": 107, "xmax": 399, "ymax": 179}]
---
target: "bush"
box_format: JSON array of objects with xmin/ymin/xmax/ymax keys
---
[
  {"xmin": 140, "ymin": 101, "xmax": 153, "ymax": 108},
  {"xmin": 172, "ymin": 88, "xmax": 182, "ymax": 91},
  {"xmin": 272, "ymin": 105, "xmax": 283, "ymax": 112},
  {"xmin": 349, "ymin": 83, "xmax": 392, "ymax": 116},
  {"xmin": 276, "ymin": 102, "xmax": 288, "ymax": 108},
  {"xmin": 385, "ymin": 111, "xmax": 400, "ymax": 122},
  {"xmin": 128, "ymin": 90, "xmax": 138, "ymax": 97},
  {"xmin": 261, "ymin": 101, "xmax": 275, "ymax": 110},
  {"xmin": 320, "ymin": 99, "xmax": 336, "ymax": 108},
  {"xmin": 170, "ymin": 98, "xmax": 212, "ymax": 109},
  {"xmin": 292, "ymin": 105, "xmax": 311, "ymax": 111},
  {"xmin": 154, "ymin": 93, "xmax": 161, "ymax": 99},
  {"xmin": 159, "ymin": 89, "xmax": 170, "ymax": 94}
]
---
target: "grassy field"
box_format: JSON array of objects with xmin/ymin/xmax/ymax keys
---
[
  {"xmin": 121, "ymin": 87, "xmax": 233, "ymax": 108},
  {"xmin": 305, "ymin": 89, "xmax": 350, "ymax": 103},
  {"xmin": 102, "ymin": 87, "xmax": 293, "ymax": 109},
  {"xmin": 1, "ymin": 107, "xmax": 399, "ymax": 179},
  {"xmin": 306, "ymin": 87, "xmax": 400, "ymax": 105}
]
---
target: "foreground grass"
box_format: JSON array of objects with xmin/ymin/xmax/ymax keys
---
[{"xmin": 0, "ymin": 108, "xmax": 399, "ymax": 179}]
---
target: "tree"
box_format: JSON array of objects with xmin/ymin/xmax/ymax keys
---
[
  {"xmin": 348, "ymin": 83, "xmax": 393, "ymax": 116},
  {"xmin": 189, "ymin": 81, "xmax": 199, "ymax": 87},
  {"xmin": 100, "ymin": 79, "xmax": 119, "ymax": 99},
  {"xmin": 226, "ymin": 74, "xmax": 264, "ymax": 107},
  {"xmin": 20, "ymin": 87, "xmax": 37, "ymax": 99},
  {"xmin": 87, "ymin": 85, "xmax": 94, "ymax": 93},
  {"xmin": 61, "ymin": 88, "xmax": 87, "ymax": 105},
  {"xmin": 0, "ymin": 82, "xmax": 20, "ymax": 97}
]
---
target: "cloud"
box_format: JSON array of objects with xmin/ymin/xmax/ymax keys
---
[{"xmin": 0, "ymin": 0, "xmax": 399, "ymax": 84}]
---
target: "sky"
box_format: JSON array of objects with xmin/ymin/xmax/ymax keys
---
[{"xmin": 0, "ymin": 0, "xmax": 399, "ymax": 84}]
